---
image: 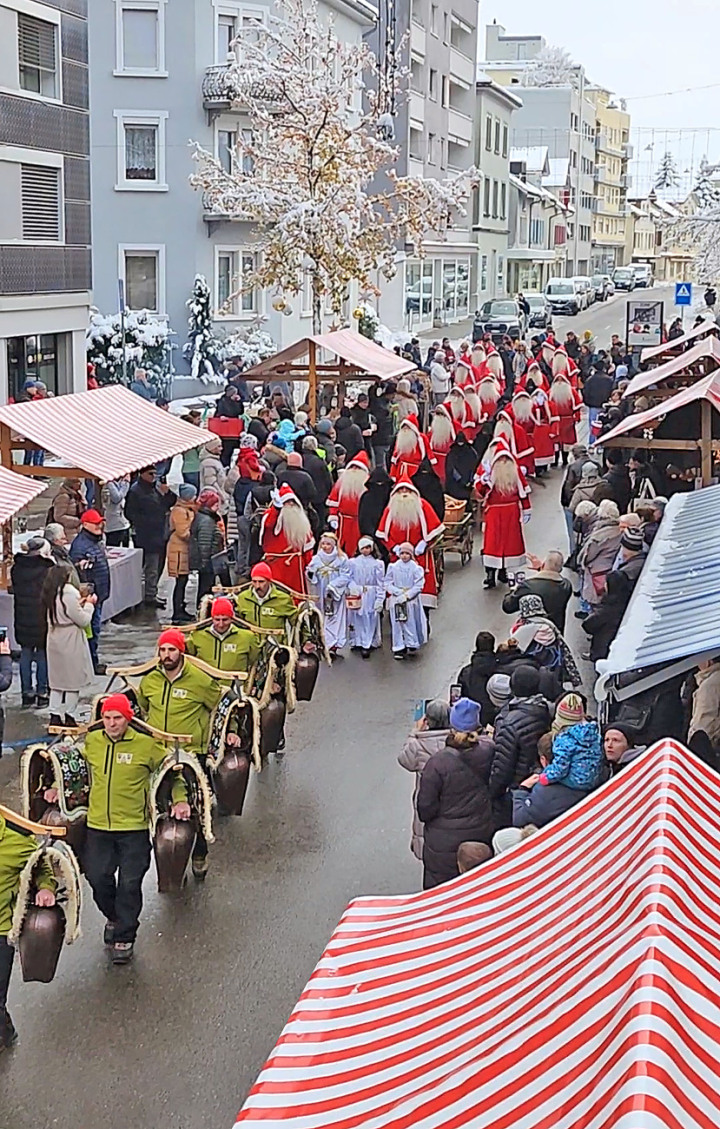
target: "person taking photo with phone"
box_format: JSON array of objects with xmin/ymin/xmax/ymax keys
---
[{"xmin": 41, "ymin": 563, "xmax": 96, "ymax": 728}]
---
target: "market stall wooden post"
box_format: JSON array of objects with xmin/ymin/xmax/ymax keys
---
[{"xmin": 307, "ymin": 338, "xmax": 317, "ymax": 424}]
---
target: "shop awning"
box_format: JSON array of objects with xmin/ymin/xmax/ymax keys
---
[
  {"xmin": 242, "ymin": 328, "xmax": 416, "ymax": 382},
  {"xmin": 642, "ymin": 319, "xmax": 719, "ymax": 362},
  {"xmin": 625, "ymin": 336, "xmax": 720, "ymax": 398},
  {"xmin": 595, "ymin": 370, "xmax": 720, "ymax": 446},
  {"xmin": 236, "ymin": 739, "xmax": 720, "ymax": 1129},
  {"xmin": 597, "ymin": 485, "xmax": 720, "ymax": 687},
  {"xmin": 0, "ymin": 466, "xmax": 48, "ymax": 524},
  {"xmin": 0, "ymin": 385, "xmax": 207, "ymax": 482}
]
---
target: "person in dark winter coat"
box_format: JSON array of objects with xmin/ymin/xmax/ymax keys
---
[
  {"xmin": 313, "ymin": 419, "xmax": 337, "ymax": 469},
  {"xmin": 189, "ymin": 490, "xmax": 225, "ymax": 604},
  {"xmin": 69, "ymin": 509, "xmax": 112, "ymax": 673},
  {"xmin": 613, "ymin": 526, "xmax": 647, "ymax": 588},
  {"xmin": 214, "ymin": 384, "xmax": 245, "ymax": 466},
  {"xmin": 512, "ymin": 733, "xmax": 585, "ymax": 828},
  {"xmin": 489, "ymin": 665, "xmax": 550, "ymax": 827},
  {"xmin": 444, "ymin": 432, "xmax": 480, "ymax": 499},
  {"xmin": 456, "ymin": 632, "xmax": 500, "ymax": 725},
  {"xmin": 368, "ymin": 383, "xmax": 396, "ymax": 468},
  {"xmin": 334, "ymin": 413, "xmax": 365, "ymax": 461},
  {"xmin": 247, "ymin": 407, "xmax": 272, "ymax": 450},
  {"xmin": 277, "ymin": 453, "xmax": 318, "ymax": 513},
  {"xmin": 11, "ymin": 538, "xmax": 54, "ymax": 706},
  {"xmin": 350, "ymin": 394, "xmax": 374, "ymax": 459},
  {"xmin": 301, "ymin": 435, "xmax": 333, "ymax": 528},
  {"xmin": 244, "ymin": 471, "xmax": 276, "ymax": 571},
  {"xmin": 411, "ymin": 457, "xmax": 445, "ymax": 522},
  {"xmin": 592, "ymin": 449, "xmax": 631, "ymax": 514},
  {"xmin": 416, "ymin": 698, "xmax": 495, "ymax": 889},
  {"xmin": 358, "ymin": 467, "xmax": 393, "ymax": 558},
  {"xmin": 582, "ymin": 369, "xmax": 614, "ymax": 431},
  {"xmin": 628, "ymin": 450, "xmax": 666, "ymax": 505},
  {"xmin": 124, "ymin": 467, "xmax": 177, "ymax": 608},
  {"xmin": 501, "ymin": 550, "xmax": 572, "ymax": 633},
  {"xmin": 582, "ymin": 570, "xmax": 632, "ymax": 661}
]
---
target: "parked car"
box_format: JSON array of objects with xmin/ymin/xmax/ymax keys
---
[
  {"xmin": 544, "ymin": 278, "xmax": 583, "ymax": 317},
  {"xmin": 612, "ymin": 267, "xmax": 636, "ymax": 292},
  {"xmin": 473, "ymin": 298, "xmax": 524, "ymax": 344},
  {"xmin": 632, "ymin": 263, "xmax": 655, "ymax": 288},
  {"xmin": 591, "ymin": 275, "xmax": 611, "ymax": 302},
  {"xmin": 574, "ymin": 276, "xmax": 595, "ymax": 308},
  {"xmin": 524, "ymin": 292, "xmax": 553, "ymax": 329},
  {"xmin": 602, "ymin": 274, "xmax": 615, "ymax": 297}
]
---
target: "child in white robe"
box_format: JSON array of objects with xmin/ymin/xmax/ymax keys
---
[
  {"xmin": 385, "ymin": 542, "xmax": 428, "ymax": 659},
  {"xmin": 306, "ymin": 533, "xmax": 351, "ymax": 654},
  {"xmin": 347, "ymin": 536, "xmax": 385, "ymax": 658}
]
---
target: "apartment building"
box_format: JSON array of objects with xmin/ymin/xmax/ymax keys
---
[
  {"xmin": 473, "ymin": 75, "xmax": 522, "ymax": 304},
  {"xmin": 507, "ymin": 147, "xmax": 571, "ymax": 292},
  {"xmin": 0, "ymin": 0, "xmax": 91, "ymax": 404},
  {"xmin": 89, "ymin": 0, "xmax": 376, "ymax": 389},
  {"xmin": 587, "ymin": 85, "xmax": 631, "ymax": 273},
  {"xmin": 369, "ymin": 0, "xmax": 478, "ymax": 334}
]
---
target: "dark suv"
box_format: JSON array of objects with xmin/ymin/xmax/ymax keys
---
[{"xmin": 472, "ymin": 298, "xmax": 524, "ymax": 344}]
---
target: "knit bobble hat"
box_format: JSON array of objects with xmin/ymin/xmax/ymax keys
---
[
  {"xmin": 552, "ymin": 693, "xmax": 585, "ymax": 734},
  {"xmin": 487, "ymin": 673, "xmax": 512, "ymax": 708},
  {"xmin": 620, "ymin": 527, "xmax": 644, "ymax": 552},
  {"xmin": 178, "ymin": 484, "xmax": 197, "ymax": 501},
  {"xmin": 101, "ymin": 693, "xmax": 134, "ymax": 720},
  {"xmin": 450, "ymin": 697, "xmax": 481, "ymax": 733}
]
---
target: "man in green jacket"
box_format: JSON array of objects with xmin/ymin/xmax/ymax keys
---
[
  {"xmin": 1, "ymin": 810, "xmax": 56, "ymax": 1049},
  {"xmin": 137, "ymin": 629, "xmax": 222, "ymax": 880},
  {"xmin": 235, "ymin": 562, "xmax": 298, "ymax": 639},
  {"xmin": 187, "ymin": 596, "xmax": 259, "ymax": 681},
  {"xmin": 76, "ymin": 693, "xmax": 189, "ymax": 964}
]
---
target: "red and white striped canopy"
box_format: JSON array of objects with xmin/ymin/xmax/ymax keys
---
[
  {"xmin": 0, "ymin": 385, "xmax": 207, "ymax": 482},
  {"xmin": 0, "ymin": 465, "xmax": 48, "ymax": 524},
  {"xmin": 237, "ymin": 740, "xmax": 720, "ymax": 1129}
]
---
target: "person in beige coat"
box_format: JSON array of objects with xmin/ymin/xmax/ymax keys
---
[
  {"xmin": 50, "ymin": 478, "xmax": 86, "ymax": 539},
  {"xmin": 688, "ymin": 659, "xmax": 720, "ymax": 750},
  {"xmin": 166, "ymin": 484, "xmax": 197, "ymax": 625},
  {"xmin": 576, "ymin": 499, "xmax": 621, "ymax": 609},
  {"xmin": 41, "ymin": 563, "xmax": 95, "ymax": 727},
  {"xmin": 397, "ymin": 700, "xmax": 450, "ymax": 860},
  {"xmin": 198, "ymin": 438, "xmax": 227, "ymax": 509}
]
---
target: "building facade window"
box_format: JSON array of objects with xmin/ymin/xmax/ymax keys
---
[
  {"xmin": 485, "ymin": 114, "xmax": 492, "ymax": 151},
  {"xmin": 404, "ymin": 259, "xmax": 433, "ymax": 325},
  {"xmin": 21, "ymin": 163, "xmax": 61, "ymax": 242},
  {"xmin": 427, "ymin": 132, "xmax": 436, "ymax": 164},
  {"xmin": 483, "ymin": 178, "xmax": 490, "ymax": 217},
  {"xmin": 216, "ymin": 5, "xmax": 265, "ymax": 64},
  {"xmin": 120, "ymin": 246, "xmax": 164, "ymax": 312},
  {"xmin": 429, "ymin": 68, "xmax": 437, "ymax": 100},
  {"xmin": 217, "ymin": 128, "xmax": 236, "ymax": 174},
  {"xmin": 18, "ymin": 12, "xmax": 59, "ymax": 99},
  {"xmin": 441, "ymin": 75, "xmax": 449, "ymax": 108},
  {"xmin": 480, "ymin": 255, "xmax": 488, "ymax": 291},
  {"xmin": 494, "ymin": 119, "xmax": 501, "ymax": 154},
  {"xmin": 216, "ymin": 249, "xmax": 260, "ymax": 316},
  {"xmin": 502, "ymin": 123, "xmax": 508, "ymax": 159},
  {"xmin": 500, "ymin": 182, "xmax": 507, "ymax": 221},
  {"xmin": 430, "ymin": 3, "xmax": 437, "ymax": 34},
  {"xmin": 114, "ymin": 111, "xmax": 168, "ymax": 190},
  {"xmin": 492, "ymin": 179, "xmax": 499, "ymax": 218},
  {"xmin": 115, "ymin": 1, "xmax": 166, "ymax": 76}
]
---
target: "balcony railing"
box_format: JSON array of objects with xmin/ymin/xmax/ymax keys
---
[
  {"xmin": 449, "ymin": 46, "xmax": 474, "ymax": 88},
  {"xmin": 202, "ymin": 63, "xmax": 282, "ymax": 111}
]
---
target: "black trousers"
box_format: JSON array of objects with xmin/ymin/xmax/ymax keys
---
[
  {"xmin": 83, "ymin": 829, "xmax": 151, "ymax": 943},
  {"xmin": 172, "ymin": 574, "xmax": 189, "ymax": 620},
  {"xmin": 106, "ymin": 529, "xmax": 130, "ymax": 547},
  {"xmin": 0, "ymin": 935, "xmax": 14, "ymax": 1033}
]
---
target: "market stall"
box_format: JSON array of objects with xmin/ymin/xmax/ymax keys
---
[
  {"xmin": 641, "ymin": 318, "xmax": 719, "ymax": 366},
  {"xmin": 625, "ymin": 334, "xmax": 720, "ymax": 399},
  {"xmin": 243, "ymin": 328, "xmax": 417, "ymax": 422},
  {"xmin": 235, "ymin": 739, "xmax": 720, "ymax": 1128}
]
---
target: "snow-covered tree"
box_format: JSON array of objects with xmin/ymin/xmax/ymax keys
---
[
  {"xmin": 355, "ymin": 302, "xmax": 380, "ymax": 341},
  {"xmin": 217, "ymin": 326, "xmax": 277, "ymax": 369},
  {"xmin": 183, "ymin": 274, "xmax": 224, "ymax": 384},
  {"xmin": 664, "ymin": 170, "xmax": 720, "ymax": 283},
  {"xmin": 654, "ymin": 151, "xmax": 679, "ymax": 192},
  {"xmin": 693, "ymin": 156, "xmax": 720, "ymax": 212},
  {"xmin": 190, "ymin": 0, "xmax": 477, "ymax": 334},
  {"xmin": 86, "ymin": 309, "xmax": 173, "ymax": 392},
  {"xmin": 523, "ymin": 45, "xmax": 577, "ymax": 87}
]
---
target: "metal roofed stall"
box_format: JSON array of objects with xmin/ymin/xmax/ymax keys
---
[
  {"xmin": 641, "ymin": 319, "xmax": 719, "ymax": 364},
  {"xmin": 595, "ymin": 485, "xmax": 720, "ymax": 702},
  {"xmin": 624, "ymin": 335, "xmax": 720, "ymax": 399},
  {"xmin": 0, "ymin": 466, "xmax": 50, "ymax": 585}
]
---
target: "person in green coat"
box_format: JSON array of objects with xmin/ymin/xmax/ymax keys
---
[
  {"xmin": 72, "ymin": 692, "xmax": 189, "ymax": 965},
  {"xmin": 186, "ymin": 596, "xmax": 260, "ymax": 681},
  {"xmin": 137, "ymin": 629, "xmax": 222, "ymax": 880},
  {"xmin": 0, "ymin": 810, "xmax": 56, "ymax": 1050},
  {"xmin": 235, "ymin": 562, "xmax": 298, "ymax": 639}
]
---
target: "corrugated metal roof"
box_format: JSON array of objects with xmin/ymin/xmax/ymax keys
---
[
  {"xmin": 642, "ymin": 319, "xmax": 719, "ymax": 362},
  {"xmin": 624, "ymin": 335, "xmax": 720, "ymax": 397},
  {"xmin": 243, "ymin": 328, "xmax": 416, "ymax": 381},
  {"xmin": 0, "ymin": 385, "xmax": 208, "ymax": 482},
  {"xmin": 597, "ymin": 485, "xmax": 720, "ymax": 678},
  {"xmin": 595, "ymin": 370, "xmax": 720, "ymax": 446},
  {"xmin": 0, "ymin": 466, "xmax": 48, "ymax": 524}
]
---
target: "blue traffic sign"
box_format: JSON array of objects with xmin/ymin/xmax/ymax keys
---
[{"xmin": 675, "ymin": 282, "xmax": 693, "ymax": 306}]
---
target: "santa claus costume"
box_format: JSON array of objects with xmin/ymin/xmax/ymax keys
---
[
  {"xmin": 376, "ymin": 474, "xmax": 444, "ymax": 608},
  {"xmin": 552, "ymin": 345, "xmax": 579, "ymax": 388},
  {"xmin": 259, "ymin": 484, "xmax": 314, "ymax": 598},
  {"xmin": 327, "ymin": 451, "xmax": 369, "ymax": 557},
  {"xmin": 389, "ymin": 415, "xmax": 433, "ymax": 482},
  {"xmin": 427, "ymin": 403, "xmax": 457, "ymax": 487},
  {"xmin": 507, "ymin": 390, "xmax": 536, "ymax": 475},
  {"xmin": 530, "ymin": 389, "xmax": 555, "ymax": 472},
  {"xmin": 470, "ymin": 343, "xmax": 488, "ymax": 384},
  {"xmin": 453, "ymin": 358, "xmax": 474, "ymax": 390},
  {"xmin": 478, "ymin": 375, "xmax": 501, "ymax": 421},
  {"xmin": 475, "ymin": 451, "xmax": 531, "ymax": 588},
  {"xmin": 494, "ymin": 409, "xmax": 534, "ymax": 476},
  {"xmin": 461, "ymin": 382, "xmax": 482, "ymax": 443},
  {"xmin": 485, "ymin": 348, "xmax": 506, "ymax": 392},
  {"xmin": 519, "ymin": 359, "xmax": 550, "ymax": 395},
  {"xmin": 549, "ymin": 374, "xmax": 582, "ymax": 462}
]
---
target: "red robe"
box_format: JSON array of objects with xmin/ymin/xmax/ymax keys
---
[
  {"xmin": 427, "ymin": 430, "xmax": 456, "ymax": 487},
  {"xmin": 259, "ymin": 513, "xmax": 314, "ymax": 598},
  {"xmin": 477, "ymin": 476, "xmax": 531, "ymax": 572},
  {"xmin": 549, "ymin": 388, "xmax": 582, "ymax": 448},
  {"xmin": 326, "ymin": 481, "xmax": 363, "ymax": 557},
  {"xmin": 376, "ymin": 498, "xmax": 444, "ymax": 608},
  {"xmin": 531, "ymin": 400, "xmax": 555, "ymax": 467},
  {"xmin": 389, "ymin": 435, "xmax": 433, "ymax": 482},
  {"xmin": 506, "ymin": 407, "xmax": 536, "ymax": 475}
]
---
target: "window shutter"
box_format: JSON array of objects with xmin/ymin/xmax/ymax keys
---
[
  {"xmin": 21, "ymin": 165, "xmax": 61, "ymax": 241},
  {"xmin": 18, "ymin": 14, "xmax": 56, "ymax": 70}
]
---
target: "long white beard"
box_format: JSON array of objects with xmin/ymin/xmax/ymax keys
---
[
  {"xmin": 338, "ymin": 465, "xmax": 368, "ymax": 501},
  {"xmin": 551, "ymin": 379, "xmax": 573, "ymax": 409},
  {"xmin": 486, "ymin": 354, "xmax": 503, "ymax": 379},
  {"xmin": 471, "ymin": 347, "xmax": 486, "ymax": 367},
  {"xmin": 542, "ymin": 344, "xmax": 555, "ymax": 364},
  {"xmin": 552, "ymin": 352, "xmax": 569, "ymax": 376},
  {"xmin": 464, "ymin": 390, "xmax": 481, "ymax": 422},
  {"xmin": 388, "ymin": 491, "xmax": 423, "ymax": 532},
  {"xmin": 491, "ymin": 458, "xmax": 520, "ymax": 496},
  {"xmin": 513, "ymin": 396, "xmax": 533, "ymax": 424},
  {"xmin": 449, "ymin": 394, "xmax": 466, "ymax": 423},
  {"xmin": 395, "ymin": 426, "xmax": 420, "ymax": 456},
  {"xmin": 479, "ymin": 379, "xmax": 499, "ymax": 406},
  {"xmin": 279, "ymin": 503, "xmax": 311, "ymax": 549},
  {"xmin": 494, "ymin": 418, "xmax": 513, "ymax": 443},
  {"xmin": 430, "ymin": 413, "xmax": 455, "ymax": 450}
]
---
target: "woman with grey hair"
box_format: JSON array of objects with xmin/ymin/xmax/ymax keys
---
[
  {"xmin": 397, "ymin": 699, "xmax": 450, "ymax": 860},
  {"xmin": 43, "ymin": 523, "xmax": 73, "ymax": 567}
]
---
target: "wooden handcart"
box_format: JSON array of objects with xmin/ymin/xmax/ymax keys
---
[{"xmin": 441, "ymin": 496, "xmax": 475, "ymax": 568}]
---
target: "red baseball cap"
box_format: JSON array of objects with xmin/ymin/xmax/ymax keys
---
[
  {"xmin": 251, "ymin": 562, "xmax": 273, "ymax": 581},
  {"xmin": 82, "ymin": 508, "xmax": 104, "ymax": 524},
  {"xmin": 158, "ymin": 628, "xmax": 186, "ymax": 653},
  {"xmin": 211, "ymin": 597, "xmax": 234, "ymax": 618},
  {"xmin": 101, "ymin": 693, "xmax": 134, "ymax": 720}
]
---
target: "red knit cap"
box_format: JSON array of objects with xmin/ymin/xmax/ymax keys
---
[
  {"xmin": 101, "ymin": 693, "xmax": 134, "ymax": 720},
  {"xmin": 158, "ymin": 628, "xmax": 186, "ymax": 653},
  {"xmin": 211, "ymin": 597, "xmax": 234, "ymax": 617},
  {"xmin": 251, "ymin": 562, "xmax": 273, "ymax": 580}
]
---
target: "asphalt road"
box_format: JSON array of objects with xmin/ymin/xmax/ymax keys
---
[
  {"xmin": 549, "ymin": 283, "xmax": 677, "ymax": 346},
  {"xmin": 0, "ymin": 295, "xmax": 638, "ymax": 1129}
]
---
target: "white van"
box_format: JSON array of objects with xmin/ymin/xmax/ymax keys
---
[{"xmin": 545, "ymin": 277, "xmax": 584, "ymax": 317}]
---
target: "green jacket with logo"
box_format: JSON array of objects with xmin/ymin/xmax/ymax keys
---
[
  {"xmin": 83, "ymin": 722, "xmax": 186, "ymax": 833},
  {"xmin": 186, "ymin": 623, "xmax": 260, "ymax": 679},
  {"xmin": 0, "ymin": 815, "xmax": 55, "ymax": 937},
  {"xmin": 137, "ymin": 660, "xmax": 222, "ymax": 757},
  {"xmin": 235, "ymin": 586, "xmax": 298, "ymax": 639}
]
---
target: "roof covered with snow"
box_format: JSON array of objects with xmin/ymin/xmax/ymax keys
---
[
  {"xmin": 509, "ymin": 145, "xmax": 549, "ymax": 175},
  {"xmin": 543, "ymin": 157, "xmax": 570, "ymax": 189}
]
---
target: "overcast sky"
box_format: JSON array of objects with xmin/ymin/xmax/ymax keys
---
[{"xmin": 480, "ymin": 0, "xmax": 720, "ymax": 192}]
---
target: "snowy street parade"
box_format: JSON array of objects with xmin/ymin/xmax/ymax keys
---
[{"xmin": 2, "ymin": 0, "xmax": 720, "ymax": 1126}]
